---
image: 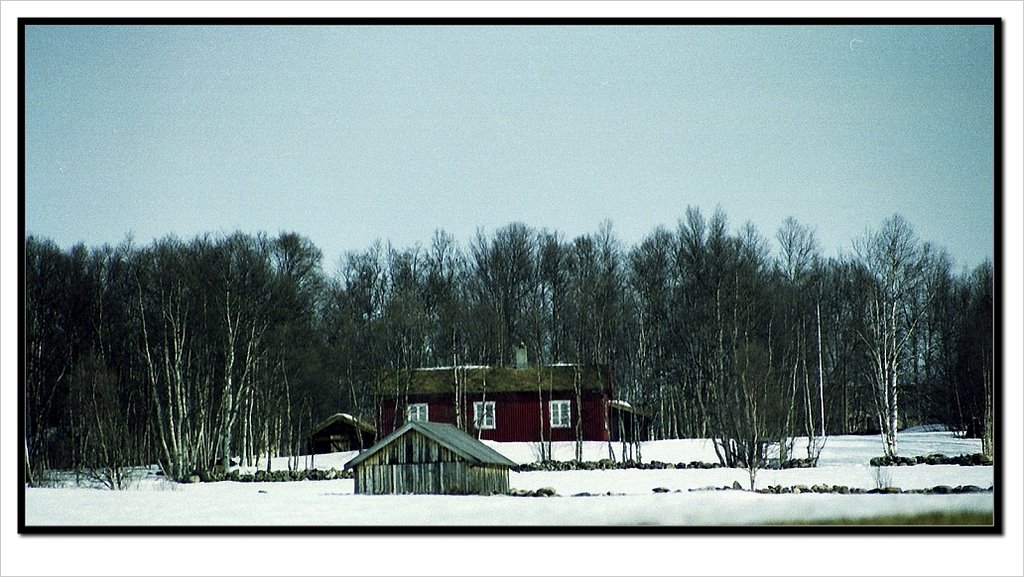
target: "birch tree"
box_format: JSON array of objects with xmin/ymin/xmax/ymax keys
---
[
  {"xmin": 965, "ymin": 261, "xmax": 994, "ymax": 457},
  {"xmin": 775, "ymin": 217, "xmax": 826, "ymax": 463},
  {"xmin": 854, "ymin": 215, "xmax": 933, "ymax": 458}
]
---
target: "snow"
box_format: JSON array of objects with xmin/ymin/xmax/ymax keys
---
[
  {"xmin": 11, "ymin": 429, "xmax": 1017, "ymax": 577},
  {"xmin": 24, "ymin": 483, "xmax": 992, "ymax": 527},
  {"xmin": 24, "ymin": 431, "xmax": 994, "ymax": 528}
]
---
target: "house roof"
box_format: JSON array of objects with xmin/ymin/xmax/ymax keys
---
[
  {"xmin": 375, "ymin": 364, "xmax": 612, "ymax": 397},
  {"xmin": 343, "ymin": 421, "xmax": 518, "ymax": 470}
]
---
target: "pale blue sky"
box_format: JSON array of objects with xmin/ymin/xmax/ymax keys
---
[{"xmin": 24, "ymin": 24, "xmax": 995, "ymax": 269}]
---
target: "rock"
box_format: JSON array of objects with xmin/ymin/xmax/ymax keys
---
[
  {"xmin": 535, "ymin": 487, "xmax": 557, "ymax": 497},
  {"xmin": 186, "ymin": 475, "xmax": 201, "ymax": 484},
  {"xmin": 573, "ymin": 492, "xmax": 593, "ymax": 497},
  {"xmin": 731, "ymin": 480, "xmax": 744, "ymax": 490},
  {"xmin": 932, "ymin": 485, "xmax": 953, "ymax": 494},
  {"xmin": 652, "ymin": 487, "xmax": 670, "ymax": 493},
  {"xmin": 955, "ymin": 485, "xmax": 984, "ymax": 494}
]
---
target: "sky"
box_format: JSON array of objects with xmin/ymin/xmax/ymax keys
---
[{"xmin": 24, "ymin": 24, "xmax": 995, "ymax": 270}]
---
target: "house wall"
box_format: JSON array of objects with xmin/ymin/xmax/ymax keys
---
[
  {"xmin": 377, "ymin": 392, "xmax": 611, "ymax": 443},
  {"xmin": 352, "ymin": 429, "xmax": 509, "ymax": 495}
]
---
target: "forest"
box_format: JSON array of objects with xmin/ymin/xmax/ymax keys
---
[{"xmin": 23, "ymin": 207, "xmax": 994, "ymax": 487}]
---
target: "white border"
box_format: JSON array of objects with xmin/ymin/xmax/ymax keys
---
[{"xmin": 3, "ymin": 3, "xmax": 1021, "ymax": 576}]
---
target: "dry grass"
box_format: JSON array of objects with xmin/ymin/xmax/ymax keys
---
[{"xmin": 764, "ymin": 510, "xmax": 994, "ymax": 526}]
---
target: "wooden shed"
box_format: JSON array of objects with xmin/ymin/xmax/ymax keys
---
[
  {"xmin": 344, "ymin": 421, "xmax": 517, "ymax": 495},
  {"xmin": 307, "ymin": 413, "xmax": 376, "ymax": 454}
]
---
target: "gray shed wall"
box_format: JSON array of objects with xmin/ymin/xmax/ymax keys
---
[{"xmin": 352, "ymin": 429, "xmax": 509, "ymax": 495}]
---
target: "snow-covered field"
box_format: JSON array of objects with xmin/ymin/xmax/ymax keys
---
[{"xmin": 24, "ymin": 431, "xmax": 994, "ymax": 527}]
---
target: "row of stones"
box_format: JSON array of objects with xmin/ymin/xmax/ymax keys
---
[
  {"xmin": 185, "ymin": 468, "xmax": 353, "ymax": 483},
  {"xmin": 656, "ymin": 482, "xmax": 993, "ymax": 495},
  {"xmin": 869, "ymin": 453, "xmax": 993, "ymax": 467},
  {"xmin": 514, "ymin": 453, "xmax": 992, "ymax": 473},
  {"xmin": 516, "ymin": 484, "xmax": 993, "ymax": 497}
]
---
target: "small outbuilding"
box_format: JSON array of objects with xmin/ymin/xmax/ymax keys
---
[
  {"xmin": 308, "ymin": 413, "xmax": 376, "ymax": 454},
  {"xmin": 344, "ymin": 421, "xmax": 517, "ymax": 495}
]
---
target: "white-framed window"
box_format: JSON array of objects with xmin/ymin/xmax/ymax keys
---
[
  {"xmin": 550, "ymin": 400, "xmax": 571, "ymax": 428},
  {"xmin": 406, "ymin": 403, "xmax": 428, "ymax": 422},
  {"xmin": 473, "ymin": 401, "xmax": 496, "ymax": 430}
]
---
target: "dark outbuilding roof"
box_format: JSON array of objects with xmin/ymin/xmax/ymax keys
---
[
  {"xmin": 310, "ymin": 412, "xmax": 376, "ymax": 436},
  {"xmin": 343, "ymin": 421, "xmax": 518, "ymax": 470}
]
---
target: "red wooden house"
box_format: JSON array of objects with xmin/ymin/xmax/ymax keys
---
[{"xmin": 374, "ymin": 362, "xmax": 640, "ymax": 443}]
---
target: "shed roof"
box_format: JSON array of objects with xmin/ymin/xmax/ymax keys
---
[
  {"xmin": 343, "ymin": 421, "xmax": 518, "ymax": 470},
  {"xmin": 375, "ymin": 364, "xmax": 611, "ymax": 397},
  {"xmin": 310, "ymin": 412, "xmax": 376, "ymax": 436}
]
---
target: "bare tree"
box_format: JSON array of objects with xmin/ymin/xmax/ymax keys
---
[
  {"xmin": 469, "ymin": 223, "xmax": 536, "ymax": 366},
  {"xmin": 853, "ymin": 215, "xmax": 934, "ymax": 459},
  {"xmin": 966, "ymin": 262, "xmax": 994, "ymax": 457},
  {"xmin": 775, "ymin": 217, "xmax": 826, "ymax": 463},
  {"xmin": 628, "ymin": 227, "xmax": 674, "ymax": 442},
  {"xmin": 70, "ymin": 352, "xmax": 133, "ymax": 489}
]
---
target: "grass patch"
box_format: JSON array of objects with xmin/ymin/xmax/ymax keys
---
[{"xmin": 764, "ymin": 510, "xmax": 993, "ymax": 526}]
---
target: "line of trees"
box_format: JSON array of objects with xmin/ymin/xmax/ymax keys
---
[{"xmin": 23, "ymin": 209, "xmax": 994, "ymax": 485}]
